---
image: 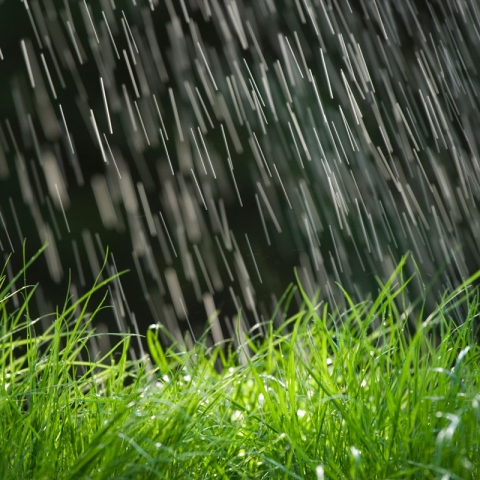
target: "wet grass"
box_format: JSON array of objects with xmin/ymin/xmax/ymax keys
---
[{"xmin": 1, "ymin": 248, "xmax": 479, "ymax": 479}]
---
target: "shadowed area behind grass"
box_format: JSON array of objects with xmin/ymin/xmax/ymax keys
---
[{"xmin": 1, "ymin": 249, "xmax": 479, "ymax": 479}]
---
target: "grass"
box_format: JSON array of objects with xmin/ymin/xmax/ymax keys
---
[{"xmin": 1, "ymin": 247, "xmax": 479, "ymax": 479}]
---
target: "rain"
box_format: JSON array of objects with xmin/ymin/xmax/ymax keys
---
[{"xmin": 1, "ymin": 0, "xmax": 480, "ymax": 352}]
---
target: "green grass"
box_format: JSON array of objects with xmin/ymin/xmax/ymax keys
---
[{"xmin": 1, "ymin": 248, "xmax": 479, "ymax": 479}]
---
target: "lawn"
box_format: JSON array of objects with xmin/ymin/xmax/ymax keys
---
[{"xmin": 1, "ymin": 247, "xmax": 479, "ymax": 479}]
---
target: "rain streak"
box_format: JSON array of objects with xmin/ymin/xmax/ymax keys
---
[{"xmin": 1, "ymin": 0, "xmax": 479, "ymax": 349}]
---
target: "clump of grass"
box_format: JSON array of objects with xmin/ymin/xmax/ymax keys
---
[{"xmin": 1, "ymin": 249, "xmax": 479, "ymax": 479}]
